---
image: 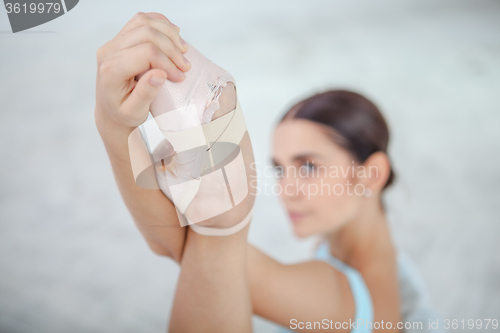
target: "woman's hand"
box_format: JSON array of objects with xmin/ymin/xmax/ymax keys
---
[
  {"xmin": 94, "ymin": 12, "xmax": 190, "ymax": 263},
  {"xmin": 95, "ymin": 12, "xmax": 191, "ymax": 128}
]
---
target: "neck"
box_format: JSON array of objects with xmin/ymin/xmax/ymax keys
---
[{"xmin": 325, "ymin": 198, "xmax": 393, "ymax": 268}]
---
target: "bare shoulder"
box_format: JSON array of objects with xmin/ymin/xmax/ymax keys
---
[{"xmin": 247, "ymin": 244, "xmax": 354, "ymax": 331}]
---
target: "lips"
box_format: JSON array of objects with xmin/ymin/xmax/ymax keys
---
[{"xmin": 288, "ymin": 211, "xmax": 307, "ymax": 221}]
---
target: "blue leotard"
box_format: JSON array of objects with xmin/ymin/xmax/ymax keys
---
[{"xmin": 275, "ymin": 241, "xmax": 447, "ymax": 333}]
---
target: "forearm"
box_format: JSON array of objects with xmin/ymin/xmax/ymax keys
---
[
  {"xmin": 169, "ymin": 226, "xmax": 252, "ymax": 333},
  {"xmin": 95, "ymin": 107, "xmax": 187, "ymax": 262}
]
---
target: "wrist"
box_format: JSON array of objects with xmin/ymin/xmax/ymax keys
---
[
  {"xmin": 180, "ymin": 224, "xmax": 249, "ymax": 270},
  {"xmin": 94, "ymin": 106, "xmax": 135, "ymax": 138},
  {"xmin": 187, "ymin": 222, "xmax": 250, "ymax": 247}
]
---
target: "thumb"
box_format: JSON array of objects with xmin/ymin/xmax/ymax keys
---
[{"xmin": 121, "ymin": 69, "xmax": 167, "ymax": 124}]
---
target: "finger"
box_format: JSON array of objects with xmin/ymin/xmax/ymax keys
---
[
  {"xmin": 144, "ymin": 12, "xmax": 180, "ymax": 32},
  {"xmin": 121, "ymin": 68, "xmax": 167, "ymax": 120},
  {"xmin": 141, "ymin": 14, "xmax": 188, "ymax": 54},
  {"xmin": 117, "ymin": 25, "xmax": 191, "ymax": 72},
  {"xmin": 99, "ymin": 43, "xmax": 186, "ymax": 88},
  {"xmin": 119, "ymin": 12, "xmax": 179, "ymax": 34},
  {"xmin": 118, "ymin": 12, "xmax": 188, "ymax": 54},
  {"xmin": 143, "ymin": 12, "xmax": 187, "ymax": 53},
  {"xmin": 117, "ymin": 12, "xmax": 167, "ymax": 36}
]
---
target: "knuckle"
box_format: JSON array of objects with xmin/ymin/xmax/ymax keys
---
[
  {"xmin": 136, "ymin": 12, "xmax": 150, "ymax": 25},
  {"xmin": 141, "ymin": 25, "xmax": 157, "ymax": 40},
  {"xmin": 143, "ymin": 24, "xmax": 155, "ymax": 34},
  {"xmin": 143, "ymin": 42, "xmax": 158, "ymax": 58},
  {"xmin": 96, "ymin": 50, "xmax": 103, "ymax": 64},
  {"xmin": 134, "ymin": 11, "xmax": 146, "ymax": 19},
  {"xmin": 96, "ymin": 44, "xmax": 108, "ymax": 63},
  {"xmin": 157, "ymin": 13, "xmax": 168, "ymax": 21},
  {"xmin": 98, "ymin": 60, "xmax": 113, "ymax": 76},
  {"xmin": 150, "ymin": 12, "xmax": 168, "ymax": 22},
  {"xmin": 96, "ymin": 46, "xmax": 103, "ymax": 60}
]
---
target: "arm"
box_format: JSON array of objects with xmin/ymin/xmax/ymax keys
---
[
  {"xmin": 167, "ymin": 80, "xmax": 256, "ymax": 331},
  {"xmin": 95, "ymin": 12, "xmax": 191, "ymax": 262},
  {"xmin": 169, "ymin": 226, "xmax": 253, "ymax": 333},
  {"xmin": 247, "ymin": 244, "xmax": 355, "ymax": 332},
  {"xmin": 95, "ymin": 113, "xmax": 186, "ymax": 261}
]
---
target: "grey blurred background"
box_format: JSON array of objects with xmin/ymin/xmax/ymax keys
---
[{"xmin": 1, "ymin": 0, "xmax": 499, "ymax": 332}]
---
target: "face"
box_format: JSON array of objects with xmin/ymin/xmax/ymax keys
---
[{"xmin": 272, "ymin": 119, "xmax": 367, "ymax": 238}]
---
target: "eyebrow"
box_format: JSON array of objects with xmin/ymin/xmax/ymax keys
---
[{"xmin": 271, "ymin": 153, "xmax": 325, "ymax": 166}]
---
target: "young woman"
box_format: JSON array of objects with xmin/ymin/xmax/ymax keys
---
[{"xmin": 95, "ymin": 12, "xmax": 443, "ymax": 333}]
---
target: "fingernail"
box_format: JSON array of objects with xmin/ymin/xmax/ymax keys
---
[
  {"xmin": 183, "ymin": 56, "xmax": 191, "ymax": 68},
  {"xmin": 150, "ymin": 75, "xmax": 165, "ymax": 86},
  {"xmin": 178, "ymin": 71, "xmax": 186, "ymax": 80},
  {"xmin": 180, "ymin": 37, "xmax": 188, "ymax": 49}
]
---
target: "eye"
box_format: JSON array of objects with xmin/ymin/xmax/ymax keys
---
[
  {"xmin": 303, "ymin": 161, "xmax": 315, "ymax": 169},
  {"xmin": 300, "ymin": 161, "xmax": 316, "ymax": 176},
  {"xmin": 273, "ymin": 164, "xmax": 285, "ymax": 178}
]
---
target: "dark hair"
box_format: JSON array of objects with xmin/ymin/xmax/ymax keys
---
[{"xmin": 281, "ymin": 90, "xmax": 395, "ymax": 189}]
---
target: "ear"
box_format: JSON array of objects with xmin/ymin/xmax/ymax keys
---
[{"xmin": 359, "ymin": 152, "xmax": 391, "ymax": 193}]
